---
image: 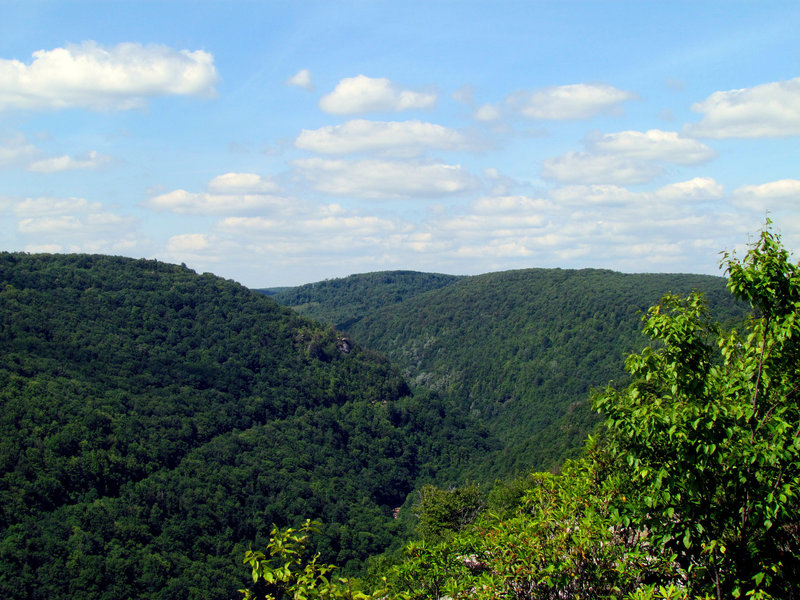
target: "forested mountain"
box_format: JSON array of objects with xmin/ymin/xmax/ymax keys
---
[
  {"xmin": 271, "ymin": 268, "xmax": 747, "ymax": 475},
  {"xmin": 261, "ymin": 270, "xmax": 463, "ymax": 331},
  {"xmin": 0, "ymin": 253, "xmax": 490, "ymax": 600}
]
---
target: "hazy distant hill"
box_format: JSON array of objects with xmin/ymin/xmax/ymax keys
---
[
  {"xmin": 0, "ymin": 254, "xmax": 489, "ymax": 600},
  {"xmin": 271, "ymin": 268, "xmax": 746, "ymax": 475}
]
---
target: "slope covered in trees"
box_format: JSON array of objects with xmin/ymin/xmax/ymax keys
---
[
  {"xmin": 244, "ymin": 226, "xmax": 800, "ymax": 600},
  {"xmin": 261, "ymin": 271, "xmax": 463, "ymax": 331},
  {"xmin": 0, "ymin": 253, "xmax": 490, "ymax": 600},
  {"xmin": 271, "ymin": 268, "xmax": 746, "ymax": 475}
]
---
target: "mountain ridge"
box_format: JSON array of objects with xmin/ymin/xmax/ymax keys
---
[{"xmin": 269, "ymin": 266, "xmax": 746, "ymax": 475}]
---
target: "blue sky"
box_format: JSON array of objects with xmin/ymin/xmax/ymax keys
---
[{"xmin": 2, "ymin": 1, "xmax": 799, "ymax": 286}]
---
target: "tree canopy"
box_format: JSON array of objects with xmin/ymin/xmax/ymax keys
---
[
  {"xmin": 299, "ymin": 225, "xmax": 798, "ymax": 600},
  {"xmin": 0, "ymin": 253, "xmax": 490, "ymax": 599},
  {"xmin": 271, "ymin": 267, "xmax": 747, "ymax": 478}
]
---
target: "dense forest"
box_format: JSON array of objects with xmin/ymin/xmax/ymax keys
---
[
  {"xmin": 0, "ymin": 253, "xmax": 489, "ymax": 599},
  {"xmin": 3, "ymin": 237, "xmax": 792, "ymax": 600},
  {"xmin": 270, "ymin": 268, "xmax": 746, "ymax": 475},
  {"xmin": 245, "ymin": 227, "xmax": 800, "ymax": 600},
  {"xmin": 259, "ymin": 271, "xmax": 464, "ymax": 331}
]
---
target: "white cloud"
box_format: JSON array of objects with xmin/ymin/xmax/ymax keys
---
[
  {"xmin": 687, "ymin": 77, "xmax": 800, "ymax": 138},
  {"xmin": 422, "ymin": 186, "xmax": 745, "ymax": 275},
  {"xmin": 175, "ymin": 173, "xmax": 761, "ymax": 285},
  {"xmin": 214, "ymin": 207, "xmax": 403, "ymax": 261},
  {"xmin": 206, "ymin": 172, "xmax": 279, "ymax": 194},
  {"xmin": 18, "ymin": 215, "xmax": 84, "ymax": 233},
  {"xmin": 550, "ymin": 178, "xmax": 723, "ymax": 209},
  {"xmin": 299, "ymin": 214, "xmax": 395, "ymax": 235},
  {"xmin": 1, "ymin": 133, "xmax": 112, "ymax": 172},
  {"xmin": 471, "ymin": 194, "xmax": 552, "ymax": 215},
  {"xmin": 451, "ymin": 85, "xmax": 474, "ymax": 105},
  {"xmin": 23, "ymin": 243, "xmax": 63, "ymax": 253},
  {"xmin": 18, "ymin": 212, "xmax": 130, "ymax": 234},
  {"xmin": 286, "ymin": 68, "xmax": 314, "ymax": 91},
  {"xmin": 655, "ymin": 177, "xmax": 724, "ymax": 202},
  {"xmin": 216, "ymin": 216, "xmax": 283, "ymax": 233},
  {"xmin": 732, "ymin": 179, "xmax": 800, "ymax": 210},
  {"xmin": 27, "ymin": 150, "xmax": 112, "ymax": 172},
  {"xmin": 13, "ymin": 196, "xmax": 104, "ymax": 216},
  {"xmin": 217, "ymin": 203, "xmax": 398, "ymax": 238},
  {"xmin": 436, "ymin": 212, "xmax": 546, "ymax": 232},
  {"xmin": 14, "ymin": 195, "xmax": 135, "ymax": 241},
  {"xmin": 0, "ymin": 41, "xmax": 218, "ymax": 111},
  {"xmin": 474, "ymin": 103, "xmax": 502, "ymax": 121},
  {"xmin": 587, "ymin": 129, "xmax": 716, "ymax": 164},
  {"xmin": 295, "ymin": 119, "xmax": 468, "ymax": 156},
  {"xmin": 293, "ymin": 158, "xmax": 477, "ymax": 199},
  {"xmin": 319, "ymin": 75, "xmax": 436, "ymax": 114},
  {"xmin": 542, "ymin": 128, "xmax": 715, "ymax": 187},
  {"xmin": 509, "ymin": 83, "xmax": 636, "ymax": 120},
  {"xmin": 6, "ymin": 194, "xmax": 149, "ymax": 257},
  {"xmin": 147, "ymin": 189, "xmax": 289, "ymax": 215},
  {"xmin": 550, "ymin": 184, "xmax": 641, "ymax": 206},
  {"xmin": 167, "ymin": 233, "xmax": 213, "ymax": 252},
  {"xmin": 147, "ymin": 173, "xmax": 286, "ymax": 214},
  {"xmin": 0, "ymin": 133, "xmax": 38, "ymax": 167},
  {"xmin": 541, "ymin": 151, "xmax": 662, "ymax": 185}
]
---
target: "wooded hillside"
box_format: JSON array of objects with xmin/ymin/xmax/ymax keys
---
[
  {"xmin": 272, "ymin": 268, "xmax": 746, "ymax": 475},
  {"xmin": 0, "ymin": 253, "xmax": 489, "ymax": 600}
]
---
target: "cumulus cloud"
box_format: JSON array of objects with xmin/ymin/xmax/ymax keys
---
[
  {"xmin": 542, "ymin": 128, "xmax": 716, "ymax": 186},
  {"xmin": 1, "ymin": 132, "xmax": 112, "ymax": 172},
  {"xmin": 167, "ymin": 233, "xmax": 213, "ymax": 252},
  {"xmin": 587, "ymin": 129, "xmax": 716, "ymax": 164},
  {"xmin": 732, "ymin": 179, "xmax": 800, "ymax": 210},
  {"xmin": 509, "ymin": 83, "xmax": 636, "ymax": 120},
  {"xmin": 146, "ymin": 173, "xmax": 286, "ymax": 214},
  {"xmin": 550, "ymin": 178, "xmax": 723, "ymax": 209},
  {"xmin": 295, "ymin": 119, "xmax": 469, "ymax": 156},
  {"xmin": 436, "ymin": 212, "xmax": 547, "ymax": 232},
  {"xmin": 147, "ymin": 189, "xmax": 288, "ymax": 215},
  {"xmin": 416, "ymin": 181, "xmax": 745, "ymax": 275},
  {"xmin": 319, "ymin": 75, "xmax": 436, "ymax": 114},
  {"xmin": 11, "ymin": 195, "xmax": 137, "ymax": 254},
  {"xmin": 214, "ymin": 205, "xmax": 403, "ymax": 262},
  {"xmin": 654, "ymin": 177, "xmax": 724, "ymax": 202},
  {"xmin": 541, "ymin": 151, "xmax": 662, "ymax": 185},
  {"xmin": 550, "ymin": 184, "xmax": 641, "ymax": 206},
  {"xmin": 687, "ymin": 77, "xmax": 800, "ymax": 138},
  {"xmin": 169, "ymin": 172, "xmax": 756, "ymax": 286},
  {"xmin": 0, "ymin": 41, "xmax": 218, "ymax": 111},
  {"xmin": 293, "ymin": 158, "xmax": 477, "ymax": 199},
  {"xmin": 206, "ymin": 172, "xmax": 279, "ymax": 194},
  {"xmin": 286, "ymin": 68, "xmax": 314, "ymax": 91},
  {"xmin": 27, "ymin": 150, "xmax": 112, "ymax": 173},
  {"xmin": 472, "ymin": 194, "xmax": 551, "ymax": 214}
]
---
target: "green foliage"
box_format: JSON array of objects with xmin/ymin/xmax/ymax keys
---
[
  {"xmin": 595, "ymin": 226, "xmax": 800, "ymax": 598},
  {"xmin": 240, "ymin": 519, "xmax": 379, "ymax": 600},
  {"xmin": 262, "ymin": 271, "xmax": 462, "ymax": 331},
  {"xmin": 369, "ymin": 225, "xmax": 798, "ymax": 600},
  {"xmin": 411, "ymin": 482, "xmax": 483, "ymax": 542},
  {"xmin": 386, "ymin": 452, "xmax": 672, "ymax": 599},
  {"xmin": 272, "ymin": 267, "xmax": 746, "ymax": 479},
  {"xmin": 0, "ymin": 253, "xmax": 490, "ymax": 599}
]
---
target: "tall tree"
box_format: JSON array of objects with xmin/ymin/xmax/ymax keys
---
[{"xmin": 595, "ymin": 224, "xmax": 800, "ymax": 598}]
